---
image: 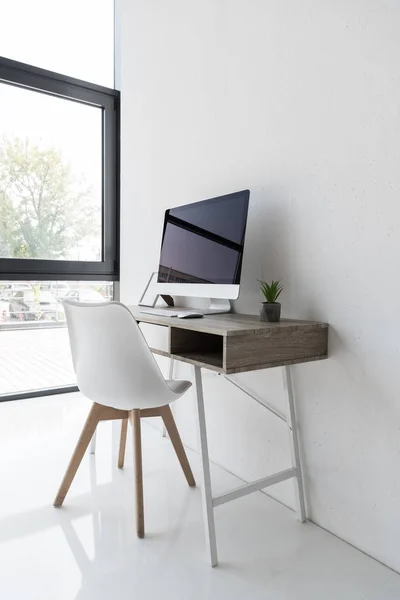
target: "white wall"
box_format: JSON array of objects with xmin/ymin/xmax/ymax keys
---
[{"xmin": 120, "ymin": 0, "xmax": 400, "ymax": 572}]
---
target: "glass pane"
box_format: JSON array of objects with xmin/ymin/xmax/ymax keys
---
[
  {"xmin": 0, "ymin": 83, "xmax": 102, "ymax": 261},
  {"xmin": 0, "ymin": 280, "xmax": 113, "ymax": 396},
  {"xmin": 0, "ymin": 0, "xmax": 114, "ymax": 88}
]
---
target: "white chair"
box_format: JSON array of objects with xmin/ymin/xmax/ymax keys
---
[{"xmin": 54, "ymin": 301, "xmax": 195, "ymax": 538}]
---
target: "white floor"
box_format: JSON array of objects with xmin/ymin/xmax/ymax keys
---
[{"xmin": 0, "ymin": 394, "xmax": 400, "ymax": 600}]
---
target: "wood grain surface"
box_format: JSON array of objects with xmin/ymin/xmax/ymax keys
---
[
  {"xmin": 129, "ymin": 305, "xmax": 329, "ymax": 373},
  {"xmin": 129, "ymin": 306, "xmax": 328, "ymax": 337}
]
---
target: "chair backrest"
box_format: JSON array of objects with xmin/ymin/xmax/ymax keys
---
[{"xmin": 64, "ymin": 301, "xmax": 173, "ymax": 410}]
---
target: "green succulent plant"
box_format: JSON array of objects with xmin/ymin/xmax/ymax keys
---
[{"xmin": 259, "ymin": 280, "xmax": 283, "ymax": 304}]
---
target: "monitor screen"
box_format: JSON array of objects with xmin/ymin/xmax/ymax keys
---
[{"xmin": 157, "ymin": 190, "xmax": 250, "ymax": 286}]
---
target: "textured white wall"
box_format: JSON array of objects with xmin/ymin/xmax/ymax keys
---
[{"xmin": 120, "ymin": 0, "xmax": 400, "ymax": 572}]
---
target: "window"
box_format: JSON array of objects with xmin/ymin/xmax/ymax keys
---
[
  {"xmin": 0, "ymin": 3, "xmax": 119, "ymax": 401},
  {"xmin": 0, "ymin": 280, "xmax": 113, "ymax": 398},
  {"xmin": 0, "ymin": 57, "xmax": 119, "ymax": 281},
  {"xmin": 0, "ymin": 0, "xmax": 115, "ymax": 88},
  {"xmin": 1, "ymin": 84, "xmax": 102, "ymax": 262}
]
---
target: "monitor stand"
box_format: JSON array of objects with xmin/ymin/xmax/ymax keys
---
[
  {"xmin": 202, "ymin": 298, "xmax": 232, "ymax": 315},
  {"xmin": 159, "ymin": 295, "xmax": 231, "ymax": 315}
]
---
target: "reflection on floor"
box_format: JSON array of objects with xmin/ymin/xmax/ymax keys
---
[{"xmin": 0, "ymin": 393, "xmax": 399, "ymax": 600}]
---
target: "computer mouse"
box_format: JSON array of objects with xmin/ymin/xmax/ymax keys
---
[{"xmin": 177, "ymin": 312, "xmax": 204, "ymax": 319}]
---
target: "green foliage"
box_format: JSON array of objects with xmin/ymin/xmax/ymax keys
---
[
  {"xmin": 0, "ymin": 136, "xmax": 98, "ymax": 260},
  {"xmin": 259, "ymin": 279, "xmax": 283, "ymax": 303}
]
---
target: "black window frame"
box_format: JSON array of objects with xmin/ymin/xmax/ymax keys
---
[{"xmin": 0, "ymin": 56, "xmax": 120, "ymax": 282}]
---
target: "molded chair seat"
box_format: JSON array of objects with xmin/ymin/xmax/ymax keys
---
[
  {"xmin": 167, "ymin": 379, "xmax": 192, "ymax": 394},
  {"xmin": 53, "ymin": 301, "xmax": 196, "ymax": 538}
]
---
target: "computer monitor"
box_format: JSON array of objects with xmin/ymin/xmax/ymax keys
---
[{"xmin": 156, "ymin": 190, "xmax": 250, "ymax": 302}]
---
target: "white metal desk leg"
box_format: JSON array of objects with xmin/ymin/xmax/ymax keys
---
[
  {"xmin": 89, "ymin": 430, "xmax": 97, "ymax": 455},
  {"xmin": 194, "ymin": 366, "xmax": 218, "ymax": 567},
  {"xmin": 162, "ymin": 359, "xmax": 175, "ymax": 438},
  {"xmin": 284, "ymin": 365, "xmax": 307, "ymax": 522}
]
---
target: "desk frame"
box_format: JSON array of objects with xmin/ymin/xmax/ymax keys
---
[{"xmin": 193, "ymin": 363, "xmax": 305, "ymax": 566}]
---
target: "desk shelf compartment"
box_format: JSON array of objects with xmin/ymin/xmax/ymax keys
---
[{"xmin": 170, "ymin": 327, "xmax": 223, "ymax": 371}]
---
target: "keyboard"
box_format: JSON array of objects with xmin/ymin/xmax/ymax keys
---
[{"xmin": 139, "ymin": 308, "xmax": 203, "ymax": 318}]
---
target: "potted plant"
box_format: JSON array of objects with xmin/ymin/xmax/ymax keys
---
[{"xmin": 259, "ymin": 280, "xmax": 283, "ymax": 322}]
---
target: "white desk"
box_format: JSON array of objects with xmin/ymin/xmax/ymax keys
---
[{"xmin": 130, "ymin": 307, "xmax": 329, "ymax": 566}]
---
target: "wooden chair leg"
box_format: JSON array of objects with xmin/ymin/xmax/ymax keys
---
[
  {"xmin": 130, "ymin": 409, "xmax": 144, "ymax": 538},
  {"xmin": 160, "ymin": 405, "xmax": 196, "ymax": 487},
  {"xmin": 54, "ymin": 403, "xmax": 101, "ymax": 507},
  {"xmin": 118, "ymin": 418, "xmax": 129, "ymax": 469}
]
